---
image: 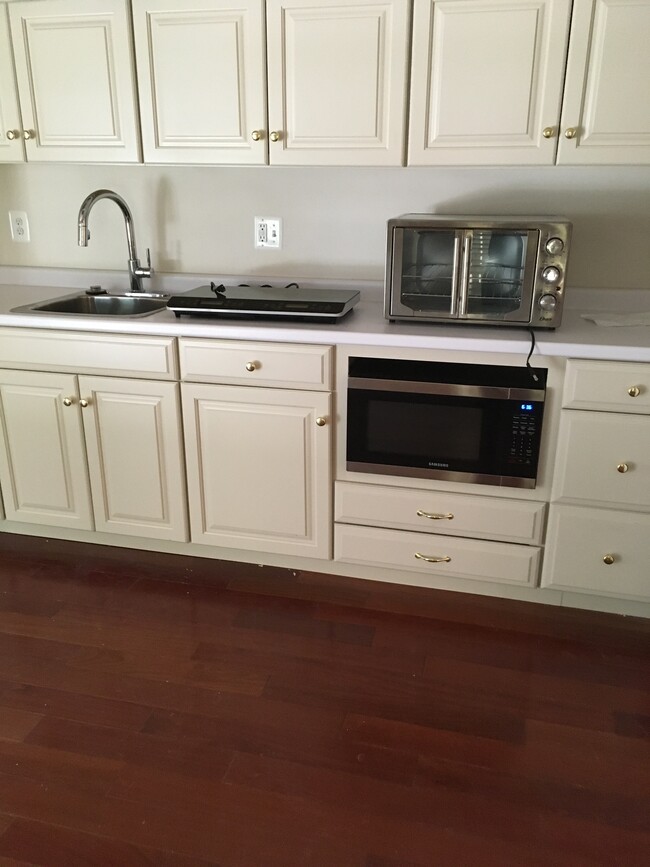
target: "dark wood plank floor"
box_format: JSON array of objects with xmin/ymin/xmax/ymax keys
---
[{"xmin": 0, "ymin": 533, "xmax": 648, "ymax": 867}]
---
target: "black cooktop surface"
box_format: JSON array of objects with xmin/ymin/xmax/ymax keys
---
[{"xmin": 167, "ymin": 283, "xmax": 360, "ymax": 321}]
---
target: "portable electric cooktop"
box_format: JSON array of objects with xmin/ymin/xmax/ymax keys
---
[{"xmin": 166, "ymin": 282, "xmax": 360, "ymax": 322}]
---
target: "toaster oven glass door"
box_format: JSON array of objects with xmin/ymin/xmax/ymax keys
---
[
  {"xmin": 464, "ymin": 229, "xmax": 538, "ymax": 322},
  {"xmin": 390, "ymin": 228, "xmax": 461, "ymax": 318}
]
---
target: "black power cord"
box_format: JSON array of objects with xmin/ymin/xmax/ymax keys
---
[{"xmin": 526, "ymin": 327, "xmax": 540, "ymax": 382}]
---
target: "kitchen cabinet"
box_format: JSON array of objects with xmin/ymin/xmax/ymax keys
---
[
  {"xmin": 6, "ymin": 0, "xmax": 141, "ymax": 163},
  {"xmin": 132, "ymin": 0, "xmax": 410, "ymax": 166},
  {"xmin": 0, "ymin": 330, "xmax": 187, "ymax": 541},
  {"xmin": 408, "ymin": 0, "xmax": 650, "ymax": 166},
  {"xmin": 0, "ymin": 3, "xmax": 24, "ymax": 164},
  {"xmin": 180, "ymin": 338, "xmax": 333, "ymax": 558},
  {"xmin": 542, "ymin": 359, "xmax": 650, "ymax": 600}
]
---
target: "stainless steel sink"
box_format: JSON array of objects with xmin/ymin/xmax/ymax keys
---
[{"xmin": 12, "ymin": 292, "xmax": 170, "ymax": 318}]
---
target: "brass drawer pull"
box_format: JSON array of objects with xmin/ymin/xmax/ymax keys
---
[
  {"xmin": 245, "ymin": 361, "xmax": 258, "ymax": 372},
  {"xmin": 316, "ymin": 416, "xmax": 327, "ymax": 427},
  {"xmin": 603, "ymin": 554, "xmax": 616, "ymax": 565},
  {"xmin": 79, "ymin": 398, "xmax": 89, "ymax": 408},
  {"xmin": 62, "ymin": 397, "xmax": 74, "ymax": 407},
  {"xmin": 415, "ymin": 552, "xmax": 451, "ymax": 564},
  {"xmin": 417, "ymin": 510, "xmax": 454, "ymax": 520},
  {"xmin": 627, "ymin": 386, "xmax": 640, "ymax": 397},
  {"xmin": 616, "ymin": 463, "xmax": 629, "ymax": 473}
]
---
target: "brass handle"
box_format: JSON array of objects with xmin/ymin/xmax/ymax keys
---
[
  {"xmin": 62, "ymin": 397, "xmax": 73, "ymax": 407},
  {"xmin": 416, "ymin": 510, "xmax": 454, "ymax": 521},
  {"xmin": 23, "ymin": 129, "xmax": 36, "ymax": 140},
  {"xmin": 564, "ymin": 127, "xmax": 578, "ymax": 139},
  {"xmin": 251, "ymin": 130, "xmax": 263, "ymax": 141},
  {"xmin": 245, "ymin": 361, "xmax": 258, "ymax": 372},
  {"xmin": 79, "ymin": 398, "xmax": 89, "ymax": 408},
  {"xmin": 542, "ymin": 127, "xmax": 556, "ymax": 139},
  {"xmin": 616, "ymin": 463, "xmax": 629, "ymax": 474},
  {"xmin": 628, "ymin": 386, "xmax": 640, "ymax": 397},
  {"xmin": 316, "ymin": 417, "xmax": 327, "ymax": 427},
  {"xmin": 6, "ymin": 129, "xmax": 21, "ymax": 140},
  {"xmin": 603, "ymin": 554, "xmax": 616, "ymax": 565},
  {"xmin": 269, "ymin": 131, "xmax": 281, "ymax": 142},
  {"xmin": 414, "ymin": 552, "xmax": 451, "ymax": 564}
]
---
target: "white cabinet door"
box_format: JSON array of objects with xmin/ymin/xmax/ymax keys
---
[
  {"xmin": 0, "ymin": 4, "xmax": 25, "ymax": 163},
  {"xmin": 132, "ymin": 0, "xmax": 267, "ymax": 165},
  {"xmin": 266, "ymin": 0, "xmax": 410, "ymax": 165},
  {"xmin": 182, "ymin": 383, "xmax": 332, "ymax": 558},
  {"xmin": 0, "ymin": 370, "xmax": 93, "ymax": 529},
  {"xmin": 79, "ymin": 376, "xmax": 188, "ymax": 542},
  {"xmin": 8, "ymin": 0, "xmax": 141, "ymax": 163},
  {"xmin": 408, "ymin": 0, "xmax": 572, "ymax": 165},
  {"xmin": 557, "ymin": 0, "xmax": 650, "ymax": 164}
]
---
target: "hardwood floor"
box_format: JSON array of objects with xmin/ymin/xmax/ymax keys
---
[{"xmin": 0, "ymin": 532, "xmax": 648, "ymax": 867}]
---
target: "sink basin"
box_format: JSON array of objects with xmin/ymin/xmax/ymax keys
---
[{"xmin": 12, "ymin": 292, "xmax": 169, "ymax": 318}]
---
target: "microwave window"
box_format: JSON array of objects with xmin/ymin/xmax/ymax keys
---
[{"xmin": 366, "ymin": 400, "xmax": 483, "ymax": 462}]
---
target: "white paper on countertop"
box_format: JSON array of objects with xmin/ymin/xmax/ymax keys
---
[{"xmin": 581, "ymin": 311, "xmax": 650, "ymax": 326}]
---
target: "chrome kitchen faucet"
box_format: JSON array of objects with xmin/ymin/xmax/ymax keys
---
[{"xmin": 77, "ymin": 189, "xmax": 153, "ymax": 293}]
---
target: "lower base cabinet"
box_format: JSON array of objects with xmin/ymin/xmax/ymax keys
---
[{"xmin": 181, "ymin": 382, "xmax": 332, "ymax": 558}]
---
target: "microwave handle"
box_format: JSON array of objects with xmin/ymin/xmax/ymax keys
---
[{"xmin": 458, "ymin": 232, "xmax": 471, "ymax": 316}]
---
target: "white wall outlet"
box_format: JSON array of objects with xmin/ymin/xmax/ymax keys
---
[
  {"xmin": 8, "ymin": 210, "xmax": 30, "ymax": 243},
  {"xmin": 254, "ymin": 217, "xmax": 281, "ymax": 249}
]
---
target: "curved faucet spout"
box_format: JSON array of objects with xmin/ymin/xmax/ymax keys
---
[{"xmin": 77, "ymin": 189, "xmax": 153, "ymax": 293}]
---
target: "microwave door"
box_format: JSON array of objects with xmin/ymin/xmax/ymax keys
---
[
  {"xmin": 389, "ymin": 228, "xmax": 461, "ymax": 319},
  {"xmin": 461, "ymin": 229, "xmax": 537, "ymax": 322}
]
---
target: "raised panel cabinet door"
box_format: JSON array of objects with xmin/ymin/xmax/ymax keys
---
[
  {"xmin": 557, "ymin": 0, "xmax": 650, "ymax": 164},
  {"xmin": 0, "ymin": 4, "xmax": 25, "ymax": 163},
  {"xmin": 0, "ymin": 370, "xmax": 93, "ymax": 529},
  {"xmin": 266, "ymin": 0, "xmax": 410, "ymax": 165},
  {"xmin": 8, "ymin": 0, "xmax": 141, "ymax": 162},
  {"xmin": 132, "ymin": 0, "xmax": 267, "ymax": 165},
  {"xmin": 182, "ymin": 383, "xmax": 332, "ymax": 558},
  {"xmin": 408, "ymin": 0, "xmax": 572, "ymax": 165},
  {"xmin": 78, "ymin": 376, "xmax": 188, "ymax": 542}
]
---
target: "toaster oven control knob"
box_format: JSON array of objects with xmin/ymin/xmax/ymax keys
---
[
  {"xmin": 545, "ymin": 237, "xmax": 564, "ymax": 255},
  {"xmin": 542, "ymin": 265, "xmax": 562, "ymax": 285},
  {"xmin": 538, "ymin": 293, "xmax": 557, "ymax": 311}
]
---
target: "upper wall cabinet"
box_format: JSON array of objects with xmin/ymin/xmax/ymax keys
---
[
  {"xmin": 7, "ymin": 0, "xmax": 141, "ymax": 163},
  {"xmin": 131, "ymin": 0, "xmax": 267, "ymax": 165},
  {"xmin": 132, "ymin": 0, "xmax": 411, "ymax": 166},
  {"xmin": 409, "ymin": 0, "xmax": 650, "ymax": 166},
  {"xmin": 557, "ymin": 0, "xmax": 650, "ymax": 165},
  {"xmin": 0, "ymin": 4, "xmax": 24, "ymax": 163},
  {"xmin": 408, "ymin": 0, "xmax": 573, "ymax": 166},
  {"xmin": 266, "ymin": 0, "xmax": 411, "ymax": 166}
]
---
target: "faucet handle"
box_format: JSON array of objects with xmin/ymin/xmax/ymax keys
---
[{"xmin": 145, "ymin": 247, "xmax": 154, "ymax": 275}]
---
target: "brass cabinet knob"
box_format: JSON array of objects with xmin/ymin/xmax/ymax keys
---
[
  {"xmin": 603, "ymin": 554, "xmax": 616, "ymax": 565},
  {"xmin": 416, "ymin": 509, "xmax": 454, "ymax": 520},
  {"xmin": 269, "ymin": 131, "xmax": 281, "ymax": 142},
  {"xmin": 316, "ymin": 416, "xmax": 327, "ymax": 427},
  {"xmin": 616, "ymin": 463, "xmax": 629, "ymax": 473},
  {"xmin": 542, "ymin": 127, "xmax": 556, "ymax": 139},
  {"xmin": 62, "ymin": 397, "xmax": 73, "ymax": 407},
  {"xmin": 6, "ymin": 129, "xmax": 21, "ymax": 140},
  {"xmin": 245, "ymin": 361, "xmax": 258, "ymax": 372},
  {"xmin": 415, "ymin": 552, "xmax": 452, "ymax": 564},
  {"xmin": 251, "ymin": 130, "xmax": 263, "ymax": 141},
  {"xmin": 628, "ymin": 386, "xmax": 640, "ymax": 397},
  {"xmin": 23, "ymin": 129, "xmax": 36, "ymax": 140},
  {"xmin": 564, "ymin": 127, "xmax": 578, "ymax": 139},
  {"xmin": 79, "ymin": 398, "xmax": 89, "ymax": 408}
]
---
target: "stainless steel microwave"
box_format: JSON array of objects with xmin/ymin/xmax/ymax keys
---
[{"xmin": 385, "ymin": 215, "xmax": 572, "ymax": 328}]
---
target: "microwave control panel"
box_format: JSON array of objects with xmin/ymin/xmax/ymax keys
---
[{"xmin": 509, "ymin": 404, "xmax": 541, "ymax": 464}]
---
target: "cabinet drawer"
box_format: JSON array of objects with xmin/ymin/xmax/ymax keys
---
[
  {"xmin": 542, "ymin": 505, "xmax": 650, "ymax": 601},
  {"xmin": 179, "ymin": 339, "xmax": 333, "ymax": 389},
  {"xmin": 563, "ymin": 360, "xmax": 650, "ymax": 413},
  {"xmin": 335, "ymin": 524, "xmax": 540, "ymax": 587},
  {"xmin": 553, "ymin": 411, "xmax": 650, "ymax": 510},
  {"xmin": 335, "ymin": 482, "xmax": 546, "ymax": 544},
  {"xmin": 0, "ymin": 328, "xmax": 177, "ymax": 379}
]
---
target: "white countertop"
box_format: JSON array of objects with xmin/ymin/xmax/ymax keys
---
[{"xmin": 1, "ymin": 267, "xmax": 649, "ymax": 362}]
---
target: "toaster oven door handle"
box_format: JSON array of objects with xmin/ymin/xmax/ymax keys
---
[
  {"xmin": 450, "ymin": 232, "xmax": 462, "ymax": 317},
  {"xmin": 458, "ymin": 231, "xmax": 472, "ymax": 317}
]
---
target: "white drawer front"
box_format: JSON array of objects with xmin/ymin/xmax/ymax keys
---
[
  {"xmin": 563, "ymin": 360, "xmax": 650, "ymax": 413},
  {"xmin": 179, "ymin": 339, "xmax": 332, "ymax": 389},
  {"xmin": 335, "ymin": 524, "xmax": 540, "ymax": 587},
  {"xmin": 542, "ymin": 505, "xmax": 650, "ymax": 601},
  {"xmin": 0, "ymin": 328, "xmax": 177, "ymax": 379},
  {"xmin": 335, "ymin": 481, "xmax": 546, "ymax": 544},
  {"xmin": 553, "ymin": 411, "xmax": 650, "ymax": 510}
]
